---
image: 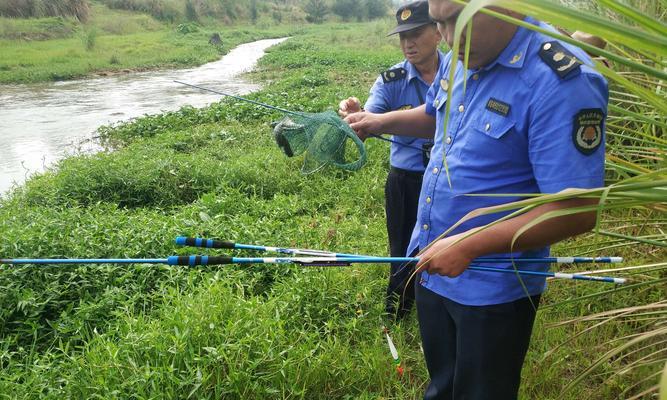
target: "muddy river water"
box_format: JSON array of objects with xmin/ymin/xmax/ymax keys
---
[{"xmin": 0, "ymin": 37, "xmax": 288, "ymax": 195}]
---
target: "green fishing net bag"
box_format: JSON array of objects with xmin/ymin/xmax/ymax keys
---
[{"xmin": 273, "ymin": 110, "xmax": 367, "ymax": 173}]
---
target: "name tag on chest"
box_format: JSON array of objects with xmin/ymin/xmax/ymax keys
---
[{"xmin": 486, "ymin": 98, "xmax": 511, "ymax": 117}]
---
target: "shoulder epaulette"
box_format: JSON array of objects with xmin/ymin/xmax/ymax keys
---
[
  {"xmin": 381, "ymin": 67, "xmax": 407, "ymax": 83},
  {"xmin": 538, "ymin": 41, "xmax": 581, "ymax": 79}
]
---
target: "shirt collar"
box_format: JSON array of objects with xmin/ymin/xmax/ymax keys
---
[
  {"xmin": 406, "ymin": 49, "xmax": 444, "ymax": 83},
  {"xmin": 483, "ymin": 16, "xmax": 537, "ymax": 71}
]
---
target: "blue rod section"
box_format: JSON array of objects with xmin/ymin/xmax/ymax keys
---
[
  {"xmin": 224, "ymin": 257, "xmax": 625, "ymax": 284},
  {"xmin": 1, "ymin": 258, "xmax": 168, "ymax": 264},
  {"xmin": 468, "ymin": 265, "xmax": 624, "ymax": 284}
]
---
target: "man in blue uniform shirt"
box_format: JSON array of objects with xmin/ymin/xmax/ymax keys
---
[
  {"xmin": 339, "ymin": 0, "xmax": 444, "ymax": 320},
  {"xmin": 345, "ymin": 1, "xmax": 608, "ymax": 398}
]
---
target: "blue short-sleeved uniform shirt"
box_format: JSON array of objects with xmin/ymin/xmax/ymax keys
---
[
  {"xmin": 365, "ymin": 50, "xmax": 445, "ymax": 172},
  {"xmin": 409, "ymin": 17, "xmax": 608, "ymax": 306}
]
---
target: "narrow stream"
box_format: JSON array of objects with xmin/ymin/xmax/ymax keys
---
[{"xmin": 0, "ymin": 37, "xmax": 288, "ymax": 195}]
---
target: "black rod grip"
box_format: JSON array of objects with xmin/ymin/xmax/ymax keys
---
[
  {"xmin": 168, "ymin": 256, "xmax": 233, "ymax": 266},
  {"xmin": 175, "ymin": 237, "xmax": 235, "ymax": 249}
]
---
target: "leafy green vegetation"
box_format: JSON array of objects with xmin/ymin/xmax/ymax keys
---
[
  {"xmin": 0, "ymin": 1, "xmax": 299, "ymax": 83},
  {"xmin": 0, "ymin": 0, "xmax": 90, "ymax": 21},
  {"xmin": 0, "ymin": 2, "xmax": 665, "ymax": 399}
]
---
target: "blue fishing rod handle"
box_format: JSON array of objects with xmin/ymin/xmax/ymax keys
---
[
  {"xmin": 167, "ymin": 256, "xmax": 233, "ymax": 266},
  {"xmin": 175, "ymin": 237, "xmax": 235, "ymax": 249}
]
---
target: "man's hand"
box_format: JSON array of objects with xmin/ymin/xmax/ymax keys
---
[
  {"xmin": 344, "ymin": 111, "xmax": 384, "ymax": 142},
  {"xmin": 338, "ymin": 97, "xmax": 362, "ymax": 117},
  {"xmin": 415, "ymin": 233, "xmax": 478, "ymax": 277}
]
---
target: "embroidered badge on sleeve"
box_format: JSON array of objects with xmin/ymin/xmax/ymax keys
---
[{"xmin": 573, "ymin": 108, "xmax": 604, "ymax": 155}]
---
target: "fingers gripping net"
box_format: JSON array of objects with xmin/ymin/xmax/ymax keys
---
[{"xmin": 273, "ymin": 110, "xmax": 367, "ymax": 173}]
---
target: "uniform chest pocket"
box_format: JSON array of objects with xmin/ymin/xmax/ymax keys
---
[{"xmin": 473, "ymin": 112, "xmax": 515, "ymax": 139}]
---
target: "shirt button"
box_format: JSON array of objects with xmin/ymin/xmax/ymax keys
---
[
  {"xmin": 485, "ymin": 123, "xmax": 491, "ymax": 131},
  {"xmin": 432, "ymin": 167, "xmax": 439, "ymax": 174},
  {"xmin": 426, "ymin": 196, "xmax": 431, "ymax": 204},
  {"xmin": 445, "ymin": 136, "xmax": 452, "ymax": 144},
  {"xmin": 458, "ymin": 104, "xmax": 465, "ymax": 113},
  {"xmin": 434, "ymin": 99, "xmax": 439, "ymax": 107},
  {"xmin": 472, "ymin": 73, "xmax": 479, "ymax": 80},
  {"xmin": 423, "ymin": 224, "xmax": 429, "ymax": 231}
]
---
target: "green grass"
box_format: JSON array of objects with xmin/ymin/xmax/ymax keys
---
[
  {"xmin": 0, "ymin": 1, "xmax": 296, "ymax": 83},
  {"xmin": 0, "ymin": 18, "xmax": 664, "ymax": 399}
]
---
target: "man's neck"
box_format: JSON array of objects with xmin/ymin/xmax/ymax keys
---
[{"xmin": 413, "ymin": 53, "xmax": 439, "ymax": 85}]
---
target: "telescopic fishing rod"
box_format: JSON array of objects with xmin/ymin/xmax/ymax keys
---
[
  {"xmin": 173, "ymin": 236, "xmax": 626, "ymax": 284},
  {"xmin": 173, "ymin": 80, "xmax": 424, "ymax": 151},
  {"xmin": 175, "ymin": 236, "xmax": 623, "ymax": 265},
  {"xmin": 0, "ymin": 236, "xmax": 626, "ymax": 284},
  {"xmin": 0, "ymin": 255, "xmax": 626, "ymax": 284}
]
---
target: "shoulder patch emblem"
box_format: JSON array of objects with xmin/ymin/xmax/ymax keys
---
[
  {"xmin": 539, "ymin": 41, "xmax": 581, "ymax": 79},
  {"xmin": 573, "ymin": 108, "xmax": 604, "ymax": 155},
  {"xmin": 381, "ymin": 67, "xmax": 407, "ymax": 83}
]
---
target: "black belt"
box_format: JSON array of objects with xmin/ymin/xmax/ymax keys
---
[{"xmin": 390, "ymin": 166, "xmax": 425, "ymax": 178}]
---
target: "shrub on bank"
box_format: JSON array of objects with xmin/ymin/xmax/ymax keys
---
[{"xmin": 0, "ymin": 0, "xmax": 90, "ymax": 22}]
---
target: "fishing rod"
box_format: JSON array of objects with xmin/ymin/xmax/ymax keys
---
[
  {"xmin": 0, "ymin": 255, "xmax": 626, "ymax": 284},
  {"xmin": 174, "ymin": 237, "xmax": 626, "ymax": 284},
  {"xmin": 173, "ymin": 80, "xmax": 424, "ymax": 151},
  {"xmin": 175, "ymin": 236, "xmax": 623, "ymax": 265},
  {"xmin": 175, "ymin": 236, "xmax": 367, "ymax": 257}
]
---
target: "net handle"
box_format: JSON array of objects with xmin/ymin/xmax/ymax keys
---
[{"xmin": 330, "ymin": 128, "xmax": 367, "ymax": 171}]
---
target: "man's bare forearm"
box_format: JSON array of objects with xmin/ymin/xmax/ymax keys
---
[
  {"xmin": 460, "ymin": 198, "xmax": 599, "ymax": 258},
  {"xmin": 379, "ymin": 105, "xmax": 436, "ymax": 138}
]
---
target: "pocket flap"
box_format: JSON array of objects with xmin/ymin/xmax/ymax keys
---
[
  {"xmin": 475, "ymin": 113, "xmax": 516, "ymax": 139},
  {"xmin": 434, "ymin": 92, "xmax": 448, "ymax": 111}
]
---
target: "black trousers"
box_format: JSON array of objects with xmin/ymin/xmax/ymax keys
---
[
  {"xmin": 385, "ymin": 166, "xmax": 423, "ymax": 318},
  {"xmin": 416, "ymin": 283, "xmax": 540, "ymax": 400}
]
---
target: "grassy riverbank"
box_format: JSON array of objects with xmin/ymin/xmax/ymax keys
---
[
  {"xmin": 0, "ymin": 16, "xmax": 664, "ymax": 400},
  {"xmin": 0, "ymin": 2, "xmax": 295, "ymax": 83}
]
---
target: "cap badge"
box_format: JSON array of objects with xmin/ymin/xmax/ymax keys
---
[{"xmin": 400, "ymin": 9, "xmax": 412, "ymax": 21}]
